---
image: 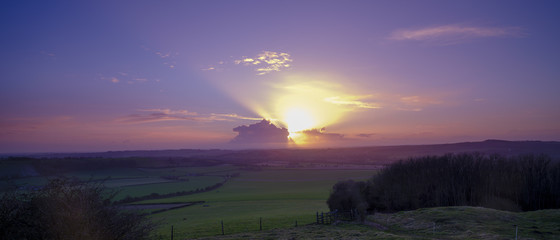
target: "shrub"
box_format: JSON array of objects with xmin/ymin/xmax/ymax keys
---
[
  {"xmin": 0, "ymin": 177, "xmax": 155, "ymax": 240},
  {"xmin": 327, "ymin": 180, "xmax": 368, "ymax": 221}
]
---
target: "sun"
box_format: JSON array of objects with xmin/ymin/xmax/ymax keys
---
[{"xmin": 284, "ymin": 108, "xmax": 315, "ymax": 133}]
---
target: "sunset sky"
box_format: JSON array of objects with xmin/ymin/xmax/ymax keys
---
[{"xmin": 1, "ymin": 1, "xmax": 559, "ymax": 153}]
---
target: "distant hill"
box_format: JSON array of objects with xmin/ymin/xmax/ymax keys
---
[{"xmin": 9, "ymin": 140, "xmax": 560, "ymax": 164}]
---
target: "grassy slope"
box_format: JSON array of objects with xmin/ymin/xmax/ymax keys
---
[
  {"xmin": 145, "ymin": 169, "xmax": 376, "ymax": 239},
  {"xmin": 198, "ymin": 206, "xmax": 560, "ymax": 240}
]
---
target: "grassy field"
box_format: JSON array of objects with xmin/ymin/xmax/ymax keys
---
[
  {"xmin": 143, "ymin": 168, "xmax": 376, "ymax": 239},
  {"xmin": 1, "ymin": 166, "xmax": 234, "ymax": 201},
  {"xmin": 113, "ymin": 176, "xmax": 224, "ymax": 200},
  {"xmin": 195, "ymin": 206, "xmax": 560, "ymax": 240}
]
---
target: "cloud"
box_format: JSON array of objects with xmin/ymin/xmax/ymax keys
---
[
  {"xmin": 138, "ymin": 109, "xmax": 197, "ymax": 116},
  {"xmin": 100, "ymin": 71, "xmax": 155, "ymax": 85},
  {"xmin": 202, "ymin": 50, "xmax": 292, "ymax": 75},
  {"xmin": 117, "ymin": 112, "xmax": 199, "ymax": 124},
  {"xmin": 230, "ymin": 119, "xmax": 290, "ymax": 144},
  {"xmin": 117, "ymin": 109, "xmax": 261, "ymax": 124},
  {"xmin": 389, "ymin": 25, "xmax": 524, "ymax": 44},
  {"xmin": 356, "ymin": 133, "xmax": 376, "ymax": 138},
  {"xmin": 400, "ymin": 95, "xmax": 441, "ymax": 104},
  {"xmin": 297, "ymin": 128, "xmax": 345, "ymax": 142},
  {"xmin": 324, "ymin": 95, "xmax": 381, "ymax": 109},
  {"xmin": 211, "ymin": 113, "xmax": 262, "ymax": 121},
  {"xmin": 40, "ymin": 50, "xmax": 56, "ymax": 58},
  {"xmin": 155, "ymin": 52, "xmax": 171, "ymax": 59},
  {"xmin": 141, "ymin": 45, "xmax": 179, "ymax": 68},
  {"xmin": 234, "ymin": 51, "xmax": 293, "ymax": 75},
  {"xmin": 0, "ymin": 116, "xmax": 74, "ymax": 137}
]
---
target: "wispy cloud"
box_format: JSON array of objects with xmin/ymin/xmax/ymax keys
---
[
  {"xmin": 100, "ymin": 72, "xmax": 155, "ymax": 85},
  {"xmin": 397, "ymin": 95, "xmax": 443, "ymax": 111},
  {"xmin": 117, "ymin": 109, "xmax": 261, "ymax": 124},
  {"xmin": 210, "ymin": 113, "xmax": 262, "ymax": 121},
  {"xmin": 389, "ymin": 24, "xmax": 524, "ymax": 44},
  {"xmin": 40, "ymin": 50, "xmax": 56, "ymax": 58},
  {"xmin": 356, "ymin": 133, "xmax": 376, "ymax": 138},
  {"xmin": 400, "ymin": 95, "xmax": 442, "ymax": 105},
  {"xmin": 204, "ymin": 50, "xmax": 293, "ymax": 75},
  {"xmin": 138, "ymin": 109, "xmax": 198, "ymax": 116},
  {"xmin": 117, "ymin": 113, "xmax": 198, "ymax": 123},
  {"xmin": 0, "ymin": 116, "xmax": 74, "ymax": 136},
  {"xmin": 141, "ymin": 45, "xmax": 179, "ymax": 69},
  {"xmin": 324, "ymin": 95, "xmax": 381, "ymax": 109}
]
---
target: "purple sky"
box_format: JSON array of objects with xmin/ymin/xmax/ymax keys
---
[{"xmin": 1, "ymin": 1, "xmax": 559, "ymax": 153}]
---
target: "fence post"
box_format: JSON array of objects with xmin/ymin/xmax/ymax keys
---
[
  {"xmin": 259, "ymin": 217, "xmax": 262, "ymax": 231},
  {"xmin": 316, "ymin": 212, "xmax": 319, "ymax": 224},
  {"xmin": 221, "ymin": 220, "xmax": 224, "ymax": 235},
  {"xmin": 295, "ymin": 220, "xmax": 298, "ymax": 227},
  {"xmin": 171, "ymin": 225, "xmax": 173, "ymax": 240}
]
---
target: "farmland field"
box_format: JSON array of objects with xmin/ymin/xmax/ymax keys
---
[
  {"xmin": 0, "ymin": 165, "xmax": 235, "ymax": 201},
  {"xmin": 113, "ymin": 176, "xmax": 224, "ymax": 200},
  {"xmin": 142, "ymin": 168, "xmax": 377, "ymax": 239}
]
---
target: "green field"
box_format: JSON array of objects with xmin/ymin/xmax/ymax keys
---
[
  {"xmin": 193, "ymin": 206, "xmax": 560, "ymax": 240},
  {"xmin": 1, "ymin": 162, "xmax": 377, "ymax": 239},
  {"xmin": 142, "ymin": 168, "xmax": 376, "ymax": 239},
  {"xmin": 3, "ymin": 158, "xmax": 559, "ymax": 239},
  {"xmin": 0, "ymin": 166, "xmax": 234, "ymax": 202},
  {"xmin": 113, "ymin": 176, "xmax": 224, "ymax": 200}
]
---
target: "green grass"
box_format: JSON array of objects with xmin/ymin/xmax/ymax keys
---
[
  {"xmin": 142, "ymin": 169, "xmax": 374, "ymax": 204},
  {"xmin": 144, "ymin": 169, "xmax": 376, "ymax": 239},
  {"xmin": 369, "ymin": 206, "xmax": 560, "ymax": 240},
  {"xmin": 102, "ymin": 178, "xmax": 173, "ymax": 188},
  {"xmin": 192, "ymin": 206, "xmax": 560, "ymax": 240},
  {"xmin": 138, "ymin": 165, "xmax": 239, "ymax": 176},
  {"xmin": 194, "ymin": 223, "xmax": 410, "ymax": 240},
  {"xmin": 152, "ymin": 200, "xmax": 327, "ymax": 239},
  {"xmin": 114, "ymin": 176, "xmax": 224, "ymax": 200}
]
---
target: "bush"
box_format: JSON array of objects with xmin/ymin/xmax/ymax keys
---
[
  {"xmin": 327, "ymin": 180, "xmax": 368, "ymax": 221},
  {"xmin": 0, "ymin": 177, "xmax": 155, "ymax": 240}
]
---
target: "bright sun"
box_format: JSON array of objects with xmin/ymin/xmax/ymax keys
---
[{"xmin": 284, "ymin": 108, "xmax": 315, "ymax": 133}]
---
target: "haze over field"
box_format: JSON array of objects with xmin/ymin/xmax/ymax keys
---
[{"xmin": 1, "ymin": 1, "xmax": 559, "ymax": 153}]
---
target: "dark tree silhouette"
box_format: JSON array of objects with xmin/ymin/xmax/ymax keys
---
[
  {"xmin": 327, "ymin": 180, "xmax": 368, "ymax": 221},
  {"xmin": 0, "ymin": 178, "xmax": 155, "ymax": 240},
  {"xmin": 328, "ymin": 154, "xmax": 560, "ymax": 214}
]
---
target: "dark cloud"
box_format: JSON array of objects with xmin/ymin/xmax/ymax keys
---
[
  {"xmin": 298, "ymin": 128, "xmax": 345, "ymax": 142},
  {"xmin": 231, "ymin": 119, "xmax": 290, "ymax": 144}
]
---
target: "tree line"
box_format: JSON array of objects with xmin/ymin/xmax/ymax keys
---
[{"xmin": 328, "ymin": 153, "xmax": 560, "ymax": 218}]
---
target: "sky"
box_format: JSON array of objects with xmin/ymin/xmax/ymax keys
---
[{"xmin": 1, "ymin": 1, "xmax": 560, "ymax": 153}]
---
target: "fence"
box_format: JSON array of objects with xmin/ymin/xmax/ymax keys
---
[{"xmin": 316, "ymin": 209, "xmax": 357, "ymax": 224}]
